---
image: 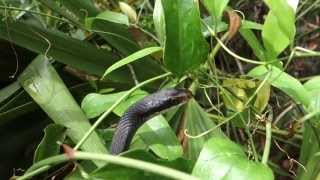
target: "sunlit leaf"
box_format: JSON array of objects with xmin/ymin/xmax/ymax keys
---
[
  {"xmin": 18, "ymin": 56, "xmax": 107, "ymax": 166},
  {"xmin": 248, "ymin": 65, "xmax": 311, "ymax": 107},
  {"xmin": 203, "ymin": 0, "xmax": 229, "ymax": 22},
  {"xmin": 102, "ymin": 47, "xmax": 162, "ymax": 79},
  {"xmin": 192, "ymin": 137, "xmax": 274, "ymax": 180}
]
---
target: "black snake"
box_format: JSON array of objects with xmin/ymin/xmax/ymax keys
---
[{"xmin": 110, "ymin": 89, "xmax": 192, "ymax": 155}]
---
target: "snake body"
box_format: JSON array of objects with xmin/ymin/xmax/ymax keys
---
[{"xmin": 110, "ymin": 89, "xmax": 192, "ymax": 155}]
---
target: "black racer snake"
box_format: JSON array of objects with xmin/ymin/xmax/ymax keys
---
[{"xmin": 110, "ymin": 89, "xmax": 192, "ymax": 155}]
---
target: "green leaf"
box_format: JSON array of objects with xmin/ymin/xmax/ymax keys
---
[
  {"xmin": 262, "ymin": 12, "xmax": 290, "ymax": 61},
  {"xmin": 192, "ymin": 137, "xmax": 274, "ymax": 180},
  {"xmin": 262, "ymin": 0, "xmax": 295, "ymax": 63},
  {"xmin": 0, "ymin": 21, "xmax": 131, "ymax": 82},
  {"xmin": 137, "ymin": 115, "xmax": 183, "ymax": 160},
  {"xmin": 162, "ymin": 0, "xmax": 209, "ymax": 75},
  {"xmin": 203, "ymin": 0, "xmax": 229, "ymax": 22},
  {"xmin": 102, "ymin": 47, "xmax": 163, "ymax": 79},
  {"xmin": 88, "ymin": 14, "xmax": 164, "ymax": 83},
  {"xmin": 296, "ymin": 77, "xmax": 320, "ymax": 180},
  {"xmin": 81, "ymin": 90, "xmax": 147, "ymax": 119},
  {"xmin": 18, "ymin": 56, "xmax": 107, "ymax": 166},
  {"xmin": 254, "ymin": 83, "xmax": 270, "ymax": 113},
  {"xmin": 248, "ymin": 65, "xmax": 311, "ymax": 107},
  {"xmin": 91, "ymin": 150, "xmax": 193, "ymax": 180},
  {"xmin": 297, "ymin": 122, "xmax": 320, "ymax": 180},
  {"xmin": 239, "ymin": 29, "xmax": 266, "ymax": 61},
  {"xmin": 153, "ymin": 0, "xmax": 166, "ymax": 46},
  {"xmin": 263, "ymin": 0, "xmax": 295, "ymax": 41},
  {"xmin": 86, "ymin": 10, "xmax": 129, "ymax": 26},
  {"xmin": 184, "ymin": 99, "xmax": 223, "ymax": 160},
  {"xmin": 34, "ymin": 124, "xmax": 66, "ymax": 163}
]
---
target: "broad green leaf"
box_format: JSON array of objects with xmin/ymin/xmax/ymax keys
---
[
  {"xmin": 262, "ymin": 12, "xmax": 290, "ymax": 61},
  {"xmin": 192, "ymin": 137, "xmax": 274, "ymax": 180},
  {"xmin": 239, "ymin": 29, "xmax": 266, "ymax": 61},
  {"xmin": 203, "ymin": 0, "xmax": 229, "ymax": 22},
  {"xmin": 137, "ymin": 115, "xmax": 183, "ymax": 160},
  {"xmin": 33, "ymin": 124, "xmax": 66, "ymax": 162},
  {"xmin": 248, "ymin": 65, "xmax": 311, "ymax": 107},
  {"xmin": 91, "ymin": 150, "xmax": 193, "ymax": 180},
  {"xmin": 263, "ymin": 0, "xmax": 295, "ymax": 41},
  {"xmin": 162, "ymin": 0, "xmax": 209, "ymax": 75},
  {"xmin": 86, "ymin": 10, "xmax": 129, "ymax": 26},
  {"xmin": 262, "ymin": 0, "xmax": 295, "ymax": 64},
  {"xmin": 153, "ymin": 0, "xmax": 166, "ymax": 45},
  {"xmin": 304, "ymin": 76, "xmax": 320, "ymax": 94},
  {"xmin": 18, "ymin": 56, "xmax": 107, "ymax": 166},
  {"xmin": 0, "ymin": 21, "xmax": 131, "ymax": 82},
  {"xmin": 102, "ymin": 47, "xmax": 163, "ymax": 79},
  {"xmin": 184, "ymin": 99, "xmax": 223, "ymax": 160},
  {"xmin": 81, "ymin": 90, "xmax": 147, "ymax": 118}
]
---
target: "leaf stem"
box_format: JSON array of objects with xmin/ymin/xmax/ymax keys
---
[
  {"xmin": 262, "ymin": 110, "xmax": 272, "ymax": 165},
  {"xmin": 74, "ymin": 72, "xmax": 172, "ymax": 150},
  {"xmin": 18, "ymin": 152, "xmax": 198, "ymax": 180}
]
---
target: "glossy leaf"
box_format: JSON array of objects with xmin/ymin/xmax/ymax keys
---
[
  {"xmin": 102, "ymin": 47, "xmax": 162, "ymax": 79},
  {"xmin": 183, "ymin": 99, "xmax": 223, "ymax": 160},
  {"xmin": 203, "ymin": 0, "xmax": 229, "ymax": 22},
  {"xmin": 262, "ymin": 12, "xmax": 290, "ymax": 61},
  {"xmin": 162, "ymin": 0, "xmax": 209, "ymax": 75},
  {"xmin": 137, "ymin": 115, "xmax": 183, "ymax": 160},
  {"xmin": 33, "ymin": 124, "xmax": 66, "ymax": 162},
  {"xmin": 262, "ymin": 0, "xmax": 295, "ymax": 63},
  {"xmin": 81, "ymin": 90, "xmax": 147, "ymax": 119},
  {"xmin": 263, "ymin": 0, "xmax": 295, "ymax": 41},
  {"xmin": 18, "ymin": 56, "xmax": 107, "ymax": 166},
  {"xmin": 192, "ymin": 137, "xmax": 274, "ymax": 180},
  {"xmin": 248, "ymin": 65, "xmax": 311, "ymax": 107}
]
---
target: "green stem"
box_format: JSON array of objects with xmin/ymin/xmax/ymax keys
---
[
  {"xmin": 262, "ymin": 113, "xmax": 272, "ymax": 165},
  {"xmin": 74, "ymin": 72, "xmax": 172, "ymax": 150},
  {"xmin": 0, "ymin": 5, "xmax": 67, "ymax": 22},
  {"xmin": 18, "ymin": 152, "xmax": 198, "ymax": 180}
]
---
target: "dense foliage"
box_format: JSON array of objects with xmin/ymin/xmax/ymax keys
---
[{"xmin": 0, "ymin": 0, "xmax": 320, "ymax": 179}]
